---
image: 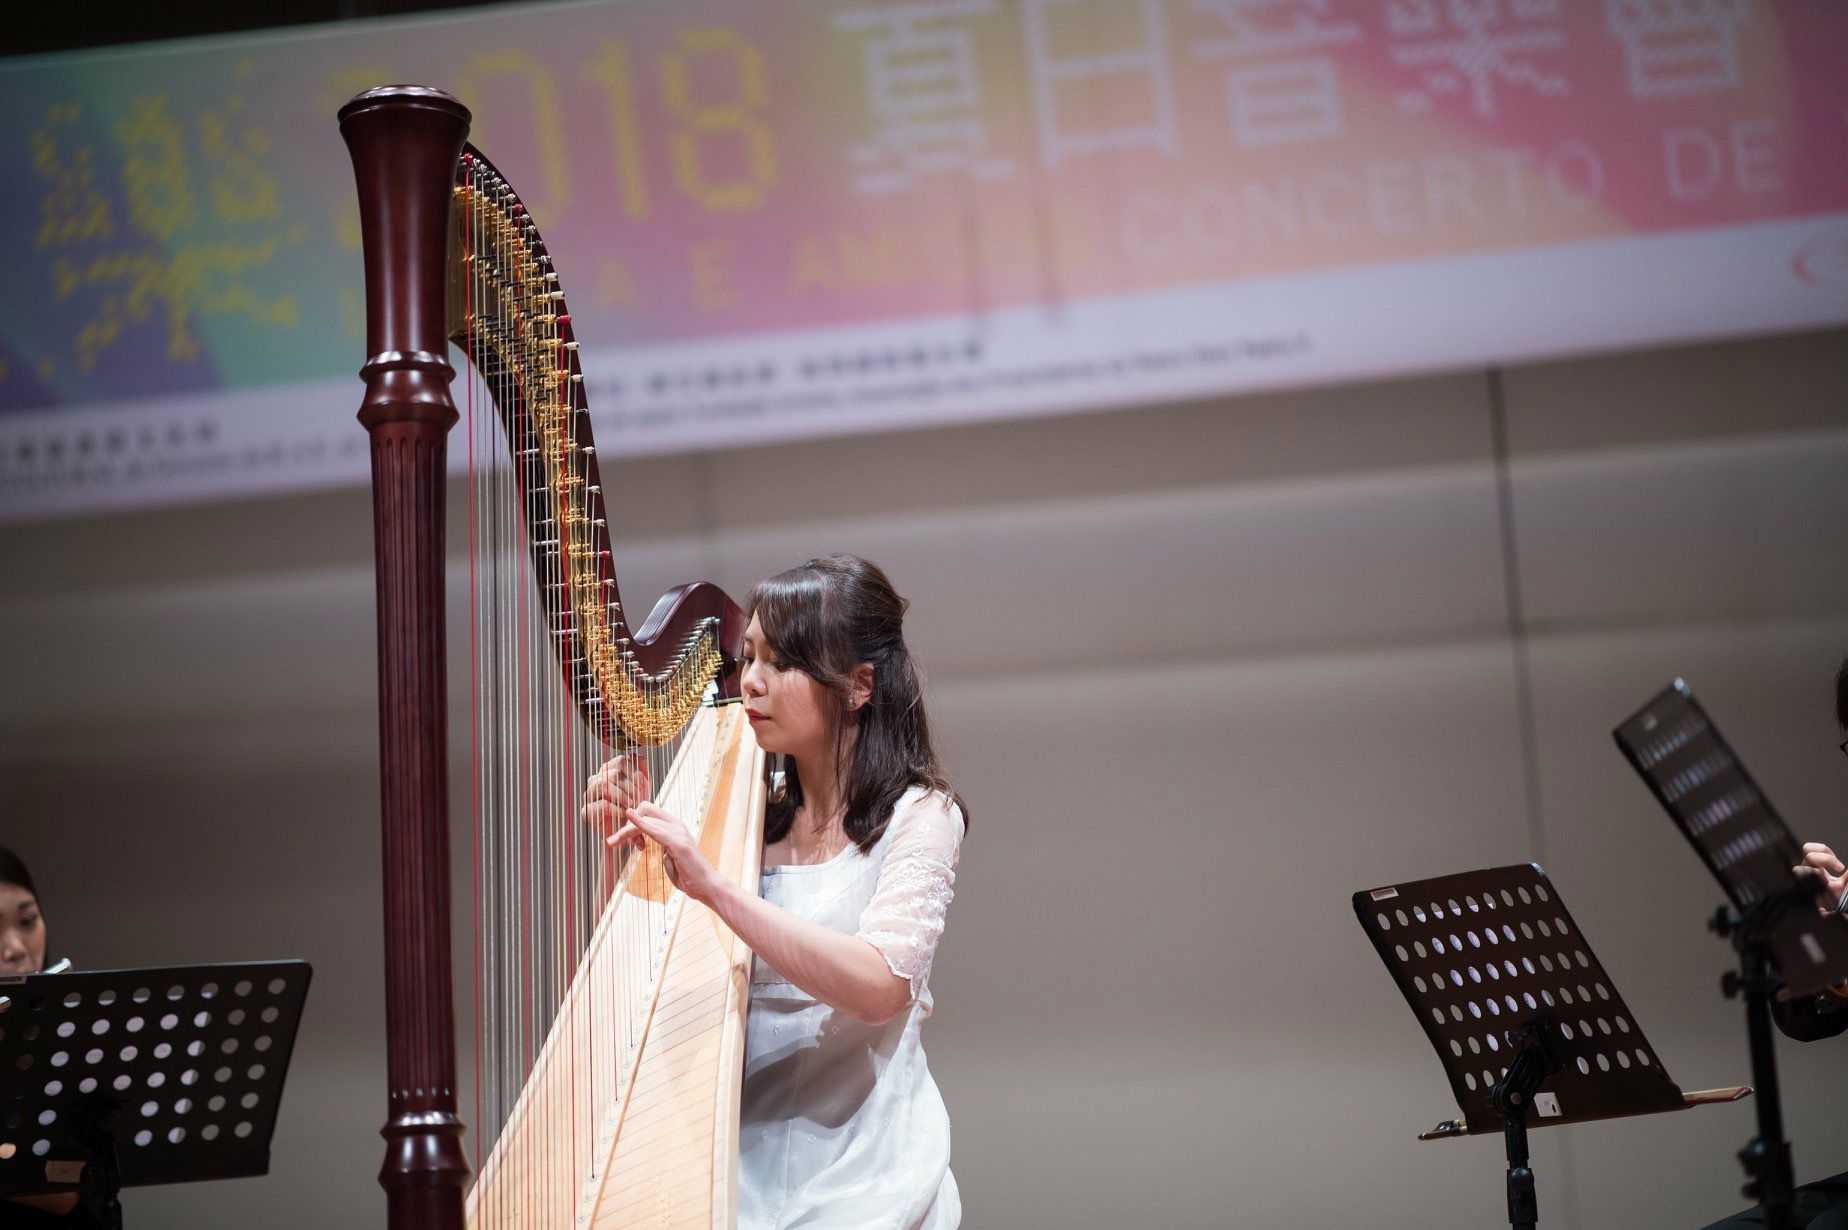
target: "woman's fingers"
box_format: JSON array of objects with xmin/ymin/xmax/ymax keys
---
[
  {"xmin": 620, "ymin": 804, "xmax": 698, "ymax": 856},
  {"xmin": 598, "ymin": 800, "xmax": 698, "ymax": 892},
  {"xmin": 611, "ymin": 754, "xmax": 650, "ymax": 794},
  {"xmin": 581, "ymin": 773, "xmax": 617, "ymax": 811},
  {"xmin": 624, "ymin": 803, "xmax": 678, "ymax": 841},
  {"xmin": 581, "ymin": 756, "xmax": 654, "ymax": 815},
  {"xmin": 581, "ymin": 799, "xmax": 620, "ymax": 832},
  {"xmin": 1796, "ymin": 845, "xmax": 1848, "ymax": 914},
  {"xmin": 601, "ymin": 805, "xmax": 708, "ymax": 901},
  {"xmin": 582, "ymin": 772, "xmax": 643, "ymax": 814},
  {"xmin": 1801, "ymin": 843, "xmax": 1845, "ymax": 877},
  {"xmin": 604, "ymin": 804, "xmax": 656, "ymax": 843}
]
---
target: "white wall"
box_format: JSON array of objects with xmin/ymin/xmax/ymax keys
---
[{"xmin": 2, "ymin": 325, "xmax": 1846, "ymax": 1227}]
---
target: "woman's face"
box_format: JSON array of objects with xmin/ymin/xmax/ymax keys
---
[
  {"xmin": 0, "ymin": 882, "xmax": 46, "ymax": 976},
  {"xmin": 739, "ymin": 614, "xmax": 836, "ymax": 763}
]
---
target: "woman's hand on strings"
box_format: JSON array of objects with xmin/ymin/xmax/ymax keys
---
[
  {"xmin": 608, "ymin": 803, "xmax": 719, "ymax": 904},
  {"xmin": 1797, "ymin": 842, "xmax": 1847, "ymax": 915},
  {"xmin": 580, "ymin": 754, "xmax": 652, "ymax": 835}
]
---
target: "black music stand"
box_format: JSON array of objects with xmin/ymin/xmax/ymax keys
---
[
  {"xmin": 1355, "ymin": 863, "xmax": 1748, "ymax": 1230},
  {"xmin": 1614, "ymin": 680, "xmax": 1848, "ymax": 1230},
  {"xmin": 0, "ymin": 961, "xmax": 312, "ymax": 1227}
]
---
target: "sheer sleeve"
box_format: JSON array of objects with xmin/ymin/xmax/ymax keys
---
[{"xmin": 855, "ymin": 791, "xmax": 964, "ymax": 998}]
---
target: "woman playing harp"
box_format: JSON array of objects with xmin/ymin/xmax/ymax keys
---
[
  {"xmin": 582, "ymin": 557, "xmax": 968, "ymax": 1229},
  {"xmin": 340, "ymin": 84, "xmax": 962, "ymax": 1230}
]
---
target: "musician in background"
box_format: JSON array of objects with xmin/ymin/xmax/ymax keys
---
[
  {"xmin": 0, "ymin": 845, "xmax": 96, "ymax": 1228},
  {"xmin": 0, "ymin": 846, "xmax": 47, "ymax": 979},
  {"xmin": 1701, "ymin": 660, "xmax": 1848, "ymax": 1229},
  {"xmin": 583, "ymin": 555, "xmax": 967, "ymax": 1229}
]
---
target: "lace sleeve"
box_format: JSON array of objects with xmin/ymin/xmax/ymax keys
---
[{"xmin": 855, "ymin": 792, "xmax": 964, "ymax": 998}]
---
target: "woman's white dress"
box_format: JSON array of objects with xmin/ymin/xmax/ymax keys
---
[{"xmin": 737, "ymin": 786, "xmax": 964, "ymax": 1230}]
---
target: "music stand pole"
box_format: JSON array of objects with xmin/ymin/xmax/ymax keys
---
[
  {"xmin": 77, "ymin": 1107, "xmax": 123, "ymax": 1230},
  {"xmin": 1488, "ymin": 1019, "xmax": 1563, "ymax": 1230},
  {"xmin": 1712, "ymin": 885, "xmax": 1816, "ymax": 1230}
]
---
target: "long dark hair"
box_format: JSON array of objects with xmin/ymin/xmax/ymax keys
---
[
  {"xmin": 0, "ymin": 844, "xmax": 39, "ymax": 901},
  {"xmin": 748, "ymin": 555, "xmax": 965, "ymax": 853}
]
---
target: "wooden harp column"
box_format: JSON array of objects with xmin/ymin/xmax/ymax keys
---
[{"xmin": 340, "ymin": 85, "xmax": 472, "ymax": 1230}]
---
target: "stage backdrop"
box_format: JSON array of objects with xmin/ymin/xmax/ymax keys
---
[{"xmin": 2, "ymin": 0, "xmax": 1846, "ymax": 520}]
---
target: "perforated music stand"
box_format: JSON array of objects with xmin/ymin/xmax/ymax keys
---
[
  {"xmin": 1355, "ymin": 863, "xmax": 1747, "ymax": 1230},
  {"xmin": 0, "ymin": 960, "xmax": 311, "ymax": 1227},
  {"xmin": 1614, "ymin": 679, "xmax": 1848, "ymax": 1230},
  {"xmin": 1613, "ymin": 679, "xmax": 1848, "ymax": 997}
]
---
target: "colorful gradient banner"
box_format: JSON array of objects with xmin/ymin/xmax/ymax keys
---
[{"xmin": 2, "ymin": 0, "xmax": 1845, "ymax": 518}]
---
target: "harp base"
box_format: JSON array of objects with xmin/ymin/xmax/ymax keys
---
[{"xmin": 380, "ymin": 1110, "xmax": 468, "ymax": 1230}]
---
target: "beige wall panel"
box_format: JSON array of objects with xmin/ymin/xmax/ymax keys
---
[
  {"xmin": 934, "ymin": 1047, "xmax": 1589, "ymax": 1228},
  {"xmin": 706, "ymin": 464, "xmax": 1510, "ymax": 682},
  {"xmin": 1503, "ymin": 328, "xmax": 1848, "ymax": 458},
  {"xmin": 1507, "ymin": 430, "xmax": 1848, "ymax": 630}
]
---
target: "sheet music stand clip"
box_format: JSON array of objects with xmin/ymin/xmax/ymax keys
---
[
  {"xmin": 1355, "ymin": 863, "xmax": 1748, "ymax": 1230},
  {"xmin": 0, "ymin": 960, "xmax": 312, "ymax": 1228}
]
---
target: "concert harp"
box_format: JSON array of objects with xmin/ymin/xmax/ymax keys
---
[{"xmin": 339, "ymin": 85, "xmax": 765, "ymax": 1230}]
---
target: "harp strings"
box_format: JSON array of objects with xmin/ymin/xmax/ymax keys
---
[{"xmin": 461, "ymin": 152, "xmax": 715, "ymax": 1226}]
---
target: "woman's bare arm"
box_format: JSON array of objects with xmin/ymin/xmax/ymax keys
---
[{"xmin": 603, "ymin": 801, "xmax": 912, "ymax": 1025}]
